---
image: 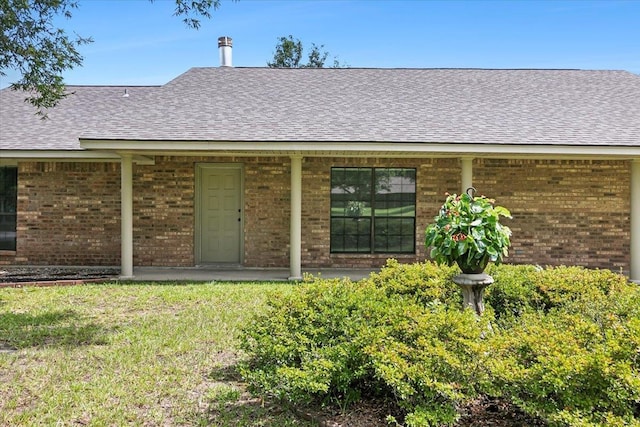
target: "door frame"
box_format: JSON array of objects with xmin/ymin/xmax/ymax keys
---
[{"xmin": 195, "ymin": 163, "xmax": 245, "ymax": 265}]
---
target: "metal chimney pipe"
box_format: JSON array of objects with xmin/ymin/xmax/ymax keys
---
[{"xmin": 218, "ymin": 36, "xmax": 232, "ymax": 67}]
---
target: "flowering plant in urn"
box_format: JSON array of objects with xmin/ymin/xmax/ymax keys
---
[{"xmin": 425, "ymin": 189, "xmax": 512, "ymax": 274}]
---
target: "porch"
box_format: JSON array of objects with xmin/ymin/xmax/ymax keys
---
[
  {"xmin": 130, "ymin": 266, "xmax": 377, "ymax": 282},
  {"xmin": 0, "ymin": 265, "xmax": 377, "ymax": 286}
]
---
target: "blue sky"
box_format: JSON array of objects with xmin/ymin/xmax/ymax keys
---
[{"xmin": 1, "ymin": 0, "xmax": 639, "ymax": 88}]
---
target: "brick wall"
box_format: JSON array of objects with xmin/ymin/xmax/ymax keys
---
[
  {"xmin": 133, "ymin": 157, "xmax": 195, "ymax": 266},
  {"xmin": 242, "ymin": 157, "xmax": 290, "ymax": 267},
  {"xmin": 133, "ymin": 156, "xmax": 291, "ymax": 267},
  {"xmin": 2, "ymin": 157, "xmax": 631, "ymax": 272},
  {"xmin": 6, "ymin": 162, "xmax": 121, "ymax": 265},
  {"xmin": 474, "ymin": 159, "xmax": 630, "ymax": 271}
]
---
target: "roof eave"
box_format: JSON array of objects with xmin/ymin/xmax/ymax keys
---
[
  {"xmin": 78, "ymin": 139, "xmax": 640, "ymax": 160},
  {"xmin": 0, "ymin": 150, "xmax": 154, "ymax": 164}
]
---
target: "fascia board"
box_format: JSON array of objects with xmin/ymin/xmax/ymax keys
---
[
  {"xmin": 79, "ymin": 140, "xmax": 640, "ymax": 159},
  {"xmin": 1, "ymin": 150, "xmax": 121, "ymax": 161},
  {"xmin": 0, "ymin": 151, "xmax": 155, "ymax": 165}
]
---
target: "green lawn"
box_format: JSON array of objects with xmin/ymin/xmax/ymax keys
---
[{"xmin": 0, "ymin": 282, "xmax": 313, "ymax": 426}]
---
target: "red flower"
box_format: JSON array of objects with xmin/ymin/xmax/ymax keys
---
[{"xmin": 452, "ymin": 233, "xmax": 467, "ymax": 242}]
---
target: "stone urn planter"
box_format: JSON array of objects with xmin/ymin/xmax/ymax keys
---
[
  {"xmin": 425, "ymin": 188, "xmax": 512, "ymax": 315},
  {"xmin": 452, "ymin": 272, "xmax": 494, "ymax": 316}
]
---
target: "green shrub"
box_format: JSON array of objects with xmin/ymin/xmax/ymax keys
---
[
  {"xmin": 240, "ymin": 261, "xmax": 640, "ymax": 427},
  {"xmin": 364, "ymin": 259, "xmax": 460, "ymax": 305},
  {"xmin": 484, "ymin": 266, "xmax": 640, "ymax": 426},
  {"xmin": 485, "ymin": 309, "xmax": 640, "ymax": 426},
  {"xmin": 484, "ymin": 263, "xmax": 542, "ymax": 320},
  {"xmin": 239, "ymin": 278, "xmax": 390, "ymax": 405},
  {"xmin": 486, "ymin": 265, "xmax": 631, "ymax": 319},
  {"xmin": 364, "ymin": 302, "xmax": 490, "ymax": 426},
  {"xmin": 531, "ymin": 266, "xmax": 630, "ymax": 312},
  {"xmin": 240, "ymin": 261, "xmax": 487, "ymax": 425}
]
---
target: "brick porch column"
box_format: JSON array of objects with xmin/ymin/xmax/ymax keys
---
[
  {"xmin": 289, "ymin": 155, "xmax": 303, "ymax": 280},
  {"xmin": 461, "ymin": 157, "xmax": 473, "ymax": 193},
  {"xmin": 120, "ymin": 154, "xmax": 134, "ymax": 279},
  {"xmin": 631, "ymin": 159, "xmax": 640, "ymax": 283}
]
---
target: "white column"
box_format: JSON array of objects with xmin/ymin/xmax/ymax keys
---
[
  {"xmin": 120, "ymin": 154, "xmax": 134, "ymax": 279},
  {"xmin": 630, "ymin": 159, "xmax": 640, "ymax": 283},
  {"xmin": 461, "ymin": 157, "xmax": 473, "ymax": 194},
  {"xmin": 289, "ymin": 155, "xmax": 303, "ymax": 280}
]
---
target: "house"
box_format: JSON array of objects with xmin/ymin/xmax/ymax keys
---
[{"xmin": 1, "ymin": 37, "xmax": 639, "ymax": 282}]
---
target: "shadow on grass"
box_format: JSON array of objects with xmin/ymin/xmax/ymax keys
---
[
  {"xmin": 0, "ymin": 309, "xmax": 110, "ymax": 350},
  {"xmin": 196, "ymin": 392, "xmax": 318, "ymax": 427},
  {"xmin": 197, "ymin": 361, "xmax": 401, "ymax": 427},
  {"xmin": 188, "ymin": 362, "xmax": 319, "ymax": 427},
  {"xmin": 208, "ymin": 361, "xmax": 244, "ymax": 382}
]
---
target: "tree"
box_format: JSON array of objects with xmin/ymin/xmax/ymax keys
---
[
  {"xmin": 267, "ymin": 35, "xmax": 344, "ymax": 68},
  {"xmin": 0, "ymin": 0, "xmax": 221, "ymax": 114}
]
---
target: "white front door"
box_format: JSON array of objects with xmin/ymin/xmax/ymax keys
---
[{"xmin": 197, "ymin": 165, "xmax": 243, "ymax": 264}]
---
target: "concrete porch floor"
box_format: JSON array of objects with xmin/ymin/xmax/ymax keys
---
[{"xmin": 130, "ymin": 266, "xmax": 377, "ymax": 282}]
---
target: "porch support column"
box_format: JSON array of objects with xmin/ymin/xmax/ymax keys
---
[
  {"xmin": 631, "ymin": 159, "xmax": 640, "ymax": 283},
  {"xmin": 120, "ymin": 154, "xmax": 134, "ymax": 279},
  {"xmin": 461, "ymin": 157, "xmax": 473, "ymax": 194},
  {"xmin": 289, "ymin": 155, "xmax": 303, "ymax": 280}
]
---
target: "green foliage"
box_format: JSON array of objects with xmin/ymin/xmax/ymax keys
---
[
  {"xmin": 485, "ymin": 264, "xmax": 631, "ymax": 319},
  {"xmin": 485, "ymin": 309, "xmax": 640, "ymax": 426},
  {"xmin": 364, "ymin": 302, "xmax": 490, "ymax": 426},
  {"xmin": 364, "ymin": 258, "xmax": 460, "ymax": 306},
  {"xmin": 267, "ymin": 34, "xmax": 345, "ymax": 68},
  {"xmin": 165, "ymin": 0, "xmax": 221, "ymax": 29},
  {"xmin": 1, "ymin": 0, "xmax": 224, "ymax": 113},
  {"xmin": 485, "ymin": 265, "xmax": 640, "ymax": 426},
  {"xmin": 241, "ymin": 261, "xmax": 640, "ymax": 427},
  {"xmin": 240, "ymin": 277, "xmax": 386, "ymax": 404},
  {"xmin": 531, "ymin": 266, "xmax": 629, "ymax": 311},
  {"xmin": 425, "ymin": 191, "xmax": 512, "ymax": 273},
  {"xmin": 241, "ymin": 260, "xmax": 490, "ymax": 425},
  {"xmin": 1, "ymin": 0, "xmax": 91, "ymax": 112},
  {"xmin": 483, "ymin": 264, "xmax": 542, "ymax": 319}
]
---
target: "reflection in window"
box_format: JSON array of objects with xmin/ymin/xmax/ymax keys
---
[{"xmin": 330, "ymin": 167, "xmax": 416, "ymax": 253}]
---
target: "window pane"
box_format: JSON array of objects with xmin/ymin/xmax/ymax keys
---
[
  {"xmin": 375, "ymin": 168, "xmax": 416, "ymax": 196},
  {"xmin": 0, "ymin": 167, "xmax": 17, "ymax": 251},
  {"xmin": 331, "ymin": 168, "xmax": 372, "ymax": 217},
  {"xmin": 331, "ymin": 217, "xmax": 371, "ymax": 253},
  {"xmin": 374, "ymin": 200, "xmax": 416, "ymax": 217},
  {"xmin": 331, "ymin": 168, "xmax": 372, "ymax": 201},
  {"xmin": 374, "ymin": 217, "xmax": 415, "ymax": 253},
  {"xmin": 374, "ymin": 169, "xmax": 416, "ymax": 217}
]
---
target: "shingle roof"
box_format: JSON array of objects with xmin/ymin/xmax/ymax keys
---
[
  {"xmin": 1, "ymin": 68, "xmax": 639, "ymax": 151},
  {"xmin": 0, "ymin": 85, "xmax": 160, "ymax": 150}
]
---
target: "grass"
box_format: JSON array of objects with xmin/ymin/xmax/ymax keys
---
[{"xmin": 0, "ymin": 282, "xmax": 315, "ymax": 426}]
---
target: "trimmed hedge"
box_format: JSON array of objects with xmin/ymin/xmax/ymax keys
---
[
  {"xmin": 485, "ymin": 264, "xmax": 640, "ymax": 427},
  {"xmin": 240, "ymin": 260, "xmax": 640, "ymax": 427}
]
